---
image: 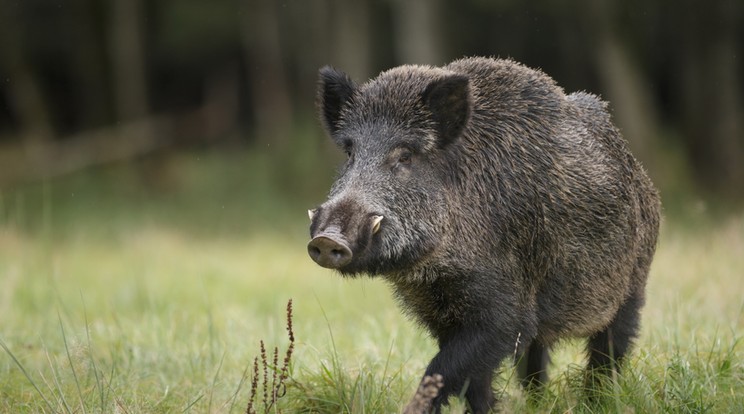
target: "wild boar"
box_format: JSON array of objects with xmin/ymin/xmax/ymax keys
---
[{"xmin": 308, "ymin": 57, "xmax": 661, "ymax": 413}]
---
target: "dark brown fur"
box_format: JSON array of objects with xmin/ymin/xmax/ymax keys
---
[{"xmin": 309, "ymin": 57, "xmax": 660, "ymax": 413}]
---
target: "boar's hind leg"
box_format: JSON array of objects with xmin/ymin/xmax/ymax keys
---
[
  {"xmin": 516, "ymin": 340, "xmax": 550, "ymax": 391},
  {"xmin": 586, "ymin": 288, "xmax": 645, "ymax": 387},
  {"xmin": 464, "ymin": 371, "xmax": 496, "ymax": 414}
]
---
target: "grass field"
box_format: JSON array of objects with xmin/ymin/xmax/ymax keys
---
[{"xmin": 1, "ymin": 151, "xmax": 742, "ymax": 413}]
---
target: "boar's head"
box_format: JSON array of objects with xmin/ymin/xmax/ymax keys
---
[{"xmin": 308, "ymin": 65, "xmax": 472, "ymax": 277}]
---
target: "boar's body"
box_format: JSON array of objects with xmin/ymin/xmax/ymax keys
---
[{"xmin": 309, "ymin": 57, "xmax": 660, "ymax": 413}]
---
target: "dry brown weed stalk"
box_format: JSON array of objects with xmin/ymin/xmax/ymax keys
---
[{"xmin": 245, "ymin": 299, "xmax": 295, "ymax": 414}]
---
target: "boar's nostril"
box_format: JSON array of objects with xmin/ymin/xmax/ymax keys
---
[{"xmin": 307, "ymin": 235, "xmax": 352, "ymax": 269}]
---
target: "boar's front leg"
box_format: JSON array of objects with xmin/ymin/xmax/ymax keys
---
[{"xmin": 420, "ymin": 327, "xmax": 516, "ymax": 413}]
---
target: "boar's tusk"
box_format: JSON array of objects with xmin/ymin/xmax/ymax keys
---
[
  {"xmin": 308, "ymin": 209, "xmax": 317, "ymax": 220},
  {"xmin": 371, "ymin": 215, "xmax": 384, "ymax": 234}
]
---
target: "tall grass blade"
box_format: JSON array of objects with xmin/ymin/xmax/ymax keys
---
[
  {"xmin": 182, "ymin": 393, "xmax": 204, "ymax": 413},
  {"xmin": 0, "ymin": 338, "xmax": 57, "ymax": 412},
  {"xmin": 207, "ymin": 350, "xmax": 226, "ymax": 413},
  {"xmin": 59, "ymin": 311, "xmax": 88, "ymax": 414},
  {"xmin": 81, "ymin": 292, "xmax": 106, "ymax": 412},
  {"xmin": 225, "ymin": 366, "xmax": 249, "ymax": 413},
  {"xmin": 42, "ymin": 343, "xmax": 73, "ymax": 413}
]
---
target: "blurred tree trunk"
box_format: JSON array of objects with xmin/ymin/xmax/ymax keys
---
[
  {"xmin": 241, "ymin": 0, "xmax": 294, "ymax": 147},
  {"xmin": 289, "ymin": 0, "xmax": 331, "ymax": 100},
  {"xmin": 70, "ymin": 0, "xmax": 109, "ymax": 129},
  {"xmin": 285, "ymin": 0, "xmax": 339, "ymax": 159},
  {"xmin": 587, "ymin": 0, "xmax": 660, "ymax": 167},
  {"xmin": 391, "ymin": 0, "xmax": 443, "ymax": 66},
  {"xmin": 0, "ymin": 5, "xmax": 54, "ymax": 143},
  {"xmin": 109, "ymin": 0, "xmax": 149, "ymax": 123},
  {"xmin": 594, "ymin": 38, "xmax": 659, "ymax": 164},
  {"xmin": 679, "ymin": 0, "xmax": 744, "ymax": 196},
  {"xmin": 201, "ymin": 65, "xmax": 240, "ymax": 143},
  {"xmin": 330, "ymin": 0, "xmax": 372, "ymax": 80}
]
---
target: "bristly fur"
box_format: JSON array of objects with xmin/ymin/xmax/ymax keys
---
[{"xmin": 310, "ymin": 57, "xmax": 661, "ymax": 413}]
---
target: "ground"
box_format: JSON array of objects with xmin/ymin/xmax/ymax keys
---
[{"xmin": 1, "ymin": 152, "xmax": 742, "ymax": 413}]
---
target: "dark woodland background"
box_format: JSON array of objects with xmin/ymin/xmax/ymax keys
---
[{"xmin": 1, "ymin": 0, "xmax": 742, "ymax": 209}]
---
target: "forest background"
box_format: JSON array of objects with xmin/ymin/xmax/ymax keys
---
[{"xmin": 1, "ymin": 1, "xmax": 742, "ymax": 412}]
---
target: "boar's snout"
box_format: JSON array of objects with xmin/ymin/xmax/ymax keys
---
[
  {"xmin": 308, "ymin": 230, "xmax": 353, "ymax": 269},
  {"xmin": 308, "ymin": 198, "xmax": 386, "ymax": 271}
]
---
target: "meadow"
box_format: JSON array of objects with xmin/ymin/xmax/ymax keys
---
[{"xmin": 1, "ymin": 151, "xmax": 742, "ymax": 413}]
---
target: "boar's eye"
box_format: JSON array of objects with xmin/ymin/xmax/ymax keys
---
[
  {"xmin": 398, "ymin": 151, "xmax": 412, "ymax": 165},
  {"xmin": 390, "ymin": 147, "xmax": 414, "ymax": 172},
  {"xmin": 391, "ymin": 149, "xmax": 413, "ymax": 171}
]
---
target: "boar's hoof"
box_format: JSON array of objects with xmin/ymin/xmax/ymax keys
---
[{"xmin": 308, "ymin": 235, "xmax": 352, "ymax": 269}]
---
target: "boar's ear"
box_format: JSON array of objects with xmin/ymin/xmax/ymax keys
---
[
  {"xmin": 421, "ymin": 75, "xmax": 471, "ymax": 148},
  {"xmin": 317, "ymin": 66, "xmax": 357, "ymax": 134}
]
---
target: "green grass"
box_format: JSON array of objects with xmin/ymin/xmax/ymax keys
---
[{"xmin": 1, "ymin": 150, "xmax": 742, "ymax": 413}]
